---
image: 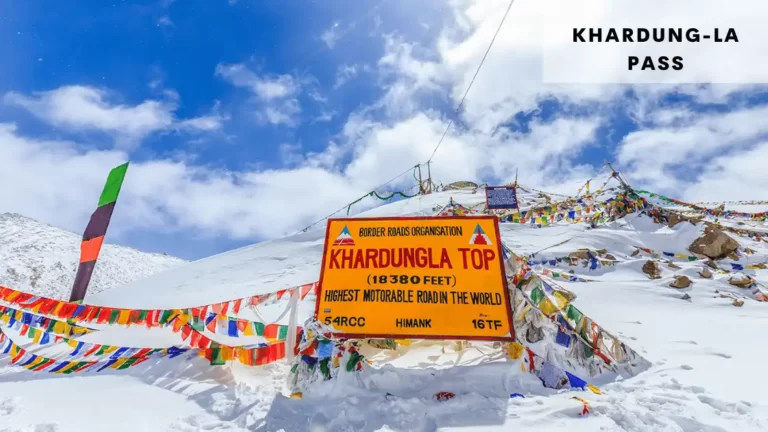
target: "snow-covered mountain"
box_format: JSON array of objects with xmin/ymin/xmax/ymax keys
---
[{"xmin": 0, "ymin": 212, "xmax": 186, "ymax": 300}]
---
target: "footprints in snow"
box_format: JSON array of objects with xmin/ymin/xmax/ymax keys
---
[{"xmin": 0, "ymin": 397, "xmax": 60, "ymax": 432}]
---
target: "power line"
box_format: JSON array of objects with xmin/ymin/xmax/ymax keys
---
[{"xmin": 426, "ymin": 0, "xmax": 516, "ymax": 164}]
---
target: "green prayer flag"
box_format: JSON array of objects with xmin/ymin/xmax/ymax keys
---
[
  {"xmin": 346, "ymin": 352, "xmax": 363, "ymax": 372},
  {"xmin": 108, "ymin": 309, "xmax": 120, "ymax": 324},
  {"xmin": 159, "ymin": 310, "xmax": 173, "ymax": 324},
  {"xmin": 98, "ymin": 162, "xmax": 129, "ymax": 207},
  {"xmin": 189, "ymin": 317, "xmax": 205, "ymax": 332},
  {"xmin": 529, "ymin": 286, "xmax": 545, "ymax": 305},
  {"xmin": 566, "ymin": 305, "xmax": 584, "ymax": 324},
  {"xmin": 62, "ymin": 361, "xmax": 87, "ymax": 374},
  {"xmin": 118, "ymin": 357, "xmax": 138, "ymax": 370},
  {"xmin": 319, "ymin": 358, "xmax": 330, "ymax": 378},
  {"xmin": 278, "ymin": 325, "xmax": 289, "ymax": 340},
  {"xmin": 254, "ymin": 322, "xmax": 265, "ymax": 336},
  {"xmin": 137, "ymin": 310, "xmax": 148, "ymax": 322},
  {"xmin": 209, "ymin": 348, "xmax": 226, "ymax": 365}
]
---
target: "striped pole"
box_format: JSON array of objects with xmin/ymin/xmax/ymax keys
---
[{"xmin": 68, "ymin": 162, "xmax": 130, "ymax": 303}]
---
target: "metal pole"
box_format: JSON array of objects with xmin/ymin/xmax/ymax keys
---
[
  {"xmin": 426, "ymin": 161, "xmax": 432, "ymax": 194},
  {"xmin": 418, "ymin": 164, "xmax": 424, "ymax": 194},
  {"xmin": 604, "ymin": 160, "xmax": 632, "ymax": 191}
]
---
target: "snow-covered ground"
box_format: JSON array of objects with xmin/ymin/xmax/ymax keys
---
[{"xmin": 2, "ymin": 188, "xmax": 768, "ymax": 431}]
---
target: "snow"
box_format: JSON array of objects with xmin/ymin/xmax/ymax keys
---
[
  {"xmin": 3, "ymin": 187, "xmax": 768, "ymax": 431},
  {"xmin": 0, "ymin": 212, "xmax": 186, "ymax": 300}
]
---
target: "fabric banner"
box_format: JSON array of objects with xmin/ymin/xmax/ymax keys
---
[
  {"xmin": 70, "ymin": 162, "xmax": 130, "ymax": 302},
  {"xmin": 0, "ymin": 282, "xmax": 316, "ymax": 332}
]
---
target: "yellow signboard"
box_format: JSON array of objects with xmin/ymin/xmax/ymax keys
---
[{"xmin": 314, "ymin": 216, "xmax": 514, "ymax": 341}]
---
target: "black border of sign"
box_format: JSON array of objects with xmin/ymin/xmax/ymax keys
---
[
  {"xmin": 313, "ymin": 215, "xmax": 515, "ymax": 342},
  {"xmin": 485, "ymin": 185, "xmax": 519, "ymax": 210}
]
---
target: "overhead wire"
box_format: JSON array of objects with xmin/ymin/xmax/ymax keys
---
[
  {"xmin": 425, "ymin": 0, "xmax": 517, "ymax": 164},
  {"xmin": 295, "ymin": 164, "xmax": 421, "ymax": 234},
  {"xmin": 297, "ymin": 0, "xmax": 517, "ymax": 234}
]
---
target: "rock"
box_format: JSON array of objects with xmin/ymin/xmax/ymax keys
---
[
  {"xmin": 667, "ymin": 261, "xmax": 682, "ymax": 270},
  {"xmin": 668, "ymin": 213, "xmax": 684, "ymax": 228},
  {"xmin": 727, "ymin": 252, "xmax": 740, "ymax": 261},
  {"xmin": 688, "ymin": 225, "xmax": 740, "ymax": 260},
  {"xmin": 698, "ymin": 268, "xmax": 713, "ymax": 279},
  {"xmin": 704, "ymin": 259, "xmax": 719, "ymax": 270},
  {"xmin": 670, "ymin": 275, "xmax": 692, "ymax": 289},
  {"xmin": 729, "ymin": 275, "xmax": 754, "ymax": 288},
  {"xmin": 668, "ymin": 213, "xmax": 702, "ymax": 228},
  {"xmin": 753, "ymin": 263, "xmax": 767, "ymax": 269},
  {"xmin": 596, "ymin": 249, "xmax": 608, "ymax": 255},
  {"xmin": 733, "ymin": 299, "xmax": 745, "ymax": 307},
  {"xmin": 569, "ymin": 249, "xmax": 593, "ymax": 260},
  {"xmin": 526, "ymin": 325, "xmax": 544, "ymax": 343},
  {"xmin": 631, "ymin": 249, "xmax": 640, "ymax": 257},
  {"xmin": 681, "ymin": 293, "xmax": 691, "ymax": 300},
  {"xmin": 642, "ymin": 260, "xmax": 662, "ymax": 279},
  {"xmin": 604, "ymin": 253, "xmax": 616, "ymax": 261},
  {"xmin": 568, "ymin": 270, "xmax": 575, "ymax": 274}
]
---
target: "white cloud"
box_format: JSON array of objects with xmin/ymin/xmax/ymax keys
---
[
  {"xmin": 157, "ymin": 16, "xmax": 173, "ymax": 27},
  {"xmin": 5, "ymin": 0, "xmax": 768, "ymax": 255},
  {"xmin": 4, "ymin": 86, "xmax": 222, "ymax": 147},
  {"xmin": 618, "ymin": 105, "xmax": 768, "ymax": 194},
  {"xmin": 321, "ymin": 23, "xmax": 341, "ymax": 48},
  {"xmin": 333, "ymin": 64, "xmax": 360, "ymax": 89},
  {"xmin": 215, "ymin": 63, "xmax": 304, "ymax": 127}
]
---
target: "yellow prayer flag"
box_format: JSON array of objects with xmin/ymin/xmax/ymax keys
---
[
  {"xmin": 59, "ymin": 361, "xmax": 83, "ymax": 374},
  {"xmin": 508, "ymin": 342, "xmax": 524, "ymax": 360},
  {"xmin": 110, "ymin": 358, "xmax": 128, "ymax": 369},
  {"xmin": 31, "ymin": 301, "xmax": 43, "ymax": 314},
  {"xmin": 394, "ymin": 339, "xmax": 411, "ymax": 346},
  {"xmin": 539, "ymin": 298, "xmax": 558, "ymax": 316},
  {"xmin": 242, "ymin": 323, "xmax": 255, "ymax": 336},
  {"xmin": 51, "ymin": 302, "xmax": 64, "ymax": 316},
  {"xmin": 66, "ymin": 339, "xmax": 79, "ymax": 349},
  {"xmin": 25, "ymin": 356, "xmax": 46, "ymax": 370},
  {"xmin": 32, "ymin": 330, "xmax": 43, "ymax": 345},
  {"xmin": 221, "ymin": 346, "xmax": 235, "ymax": 361},
  {"xmin": 587, "ymin": 384, "xmax": 602, "ymax": 395},
  {"xmin": 552, "ymin": 291, "xmax": 570, "ymax": 309},
  {"xmin": 117, "ymin": 310, "xmax": 131, "ymax": 325},
  {"xmin": 54, "ymin": 361, "xmax": 74, "ymax": 374},
  {"xmin": 102, "ymin": 346, "xmax": 119, "ymax": 355},
  {"xmin": 53, "ymin": 321, "xmax": 64, "ymax": 335}
]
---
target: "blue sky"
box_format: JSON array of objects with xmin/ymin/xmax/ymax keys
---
[{"xmin": 2, "ymin": 0, "xmax": 768, "ymax": 261}]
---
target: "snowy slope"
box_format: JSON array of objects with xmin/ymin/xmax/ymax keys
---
[
  {"xmin": 0, "ymin": 212, "xmax": 186, "ymax": 300},
  {"xmin": 3, "ymin": 189, "xmax": 768, "ymax": 431}
]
